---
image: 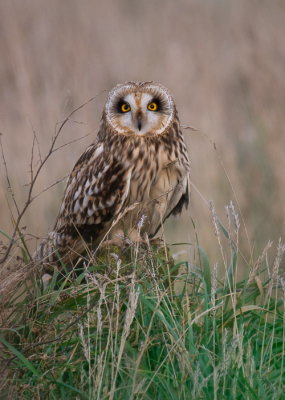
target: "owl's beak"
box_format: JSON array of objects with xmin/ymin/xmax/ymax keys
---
[{"xmin": 137, "ymin": 112, "xmax": 142, "ymax": 131}]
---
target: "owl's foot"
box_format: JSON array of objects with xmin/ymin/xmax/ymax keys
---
[{"xmin": 148, "ymin": 237, "xmax": 163, "ymax": 245}]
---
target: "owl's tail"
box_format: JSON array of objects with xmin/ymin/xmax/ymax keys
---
[
  {"xmin": 33, "ymin": 232, "xmax": 63, "ymax": 272},
  {"xmin": 34, "ymin": 230, "xmax": 87, "ymax": 273}
]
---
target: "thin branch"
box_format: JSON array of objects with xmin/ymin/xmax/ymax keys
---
[
  {"xmin": 35, "ymin": 132, "xmax": 42, "ymax": 165},
  {"xmin": 0, "ymin": 89, "xmax": 109, "ymax": 265},
  {"xmin": 29, "ymin": 127, "xmax": 36, "ymax": 185},
  {"xmin": 31, "ymin": 174, "xmax": 70, "ymax": 201},
  {"xmin": 0, "ymin": 135, "xmax": 20, "ymax": 216},
  {"xmin": 182, "ymin": 124, "xmax": 252, "ymax": 254},
  {"xmin": 52, "ymin": 130, "xmax": 94, "ymax": 153}
]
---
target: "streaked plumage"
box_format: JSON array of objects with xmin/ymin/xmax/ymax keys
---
[{"xmin": 37, "ymin": 81, "xmax": 190, "ymax": 267}]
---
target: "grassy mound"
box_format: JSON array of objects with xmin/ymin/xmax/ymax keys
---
[{"xmin": 1, "ymin": 230, "xmax": 285, "ymax": 400}]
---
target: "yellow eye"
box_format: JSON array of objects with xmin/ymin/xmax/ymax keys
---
[
  {"xmin": 121, "ymin": 103, "xmax": 130, "ymax": 112},
  {"xmin": 148, "ymin": 102, "xmax": 157, "ymax": 111}
]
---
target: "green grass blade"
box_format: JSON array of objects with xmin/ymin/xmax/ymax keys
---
[
  {"xmin": 196, "ymin": 245, "xmax": 211, "ymax": 297},
  {"xmin": 0, "ymin": 334, "xmax": 41, "ymax": 377}
]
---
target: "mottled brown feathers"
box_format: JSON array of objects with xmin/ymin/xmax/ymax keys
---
[{"xmin": 36, "ymin": 81, "xmax": 190, "ymax": 268}]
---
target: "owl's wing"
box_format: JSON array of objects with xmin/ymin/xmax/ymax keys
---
[
  {"xmin": 38, "ymin": 140, "xmax": 131, "ymax": 264},
  {"xmin": 169, "ymin": 173, "xmax": 190, "ymax": 217}
]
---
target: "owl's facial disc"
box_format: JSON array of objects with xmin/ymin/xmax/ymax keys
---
[{"xmin": 107, "ymin": 88, "xmax": 173, "ymax": 135}]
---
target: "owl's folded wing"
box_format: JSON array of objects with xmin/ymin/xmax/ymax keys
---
[{"xmin": 36, "ymin": 141, "xmax": 131, "ymax": 265}]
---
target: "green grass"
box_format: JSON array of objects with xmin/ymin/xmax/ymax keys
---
[{"xmin": 1, "ymin": 217, "xmax": 285, "ymax": 400}]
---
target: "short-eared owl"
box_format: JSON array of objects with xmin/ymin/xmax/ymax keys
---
[{"xmin": 38, "ymin": 82, "xmax": 190, "ymax": 266}]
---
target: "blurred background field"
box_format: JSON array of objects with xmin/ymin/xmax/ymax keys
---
[{"xmin": 0, "ymin": 0, "xmax": 285, "ymax": 274}]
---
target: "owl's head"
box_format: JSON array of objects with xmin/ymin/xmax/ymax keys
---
[{"xmin": 104, "ymin": 82, "xmax": 177, "ymax": 136}]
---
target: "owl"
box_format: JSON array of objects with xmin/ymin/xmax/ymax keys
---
[{"xmin": 37, "ymin": 81, "xmax": 190, "ymax": 268}]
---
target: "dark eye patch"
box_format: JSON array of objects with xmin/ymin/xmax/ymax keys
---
[
  {"xmin": 150, "ymin": 98, "xmax": 161, "ymax": 112},
  {"xmin": 117, "ymin": 100, "xmax": 130, "ymax": 113}
]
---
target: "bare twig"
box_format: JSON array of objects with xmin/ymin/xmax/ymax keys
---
[
  {"xmin": 0, "ymin": 136, "xmax": 20, "ymax": 215},
  {"xmin": 0, "ymin": 89, "xmax": 109, "ymax": 265},
  {"xmin": 52, "ymin": 130, "xmax": 94, "ymax": 153},
  {"xmin": 182, "ymin": 124, "xmax": 252, "ymax": 254},
  {"xmin": 31, "ymin": 174, "xmax": 71, "ymax": 201},
  {"xmin": 29, "ymin": 126, "xmax": 36, "ymax": 185}
]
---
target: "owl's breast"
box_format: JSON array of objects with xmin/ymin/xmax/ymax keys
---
[
  {"xmin": 147, "ymin": 161, "xmax": 188, "ymax": 225},
  {"xmin": 110, "ymin": 137, "xmax": 189, "ymax": 240},
  {"xmin": 121, "ymin": 156, "xmax": 188, "ymax": 238}
]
